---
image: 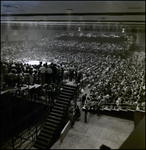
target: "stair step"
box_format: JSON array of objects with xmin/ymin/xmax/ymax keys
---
[
  {"xmin": 57, "ymin": 97, "xmax": 71, "ymax": 102},
  {"xmin": 64, "ymin": 84, "xmax": 76, "ymax": 88},
  {"xmin": 63, "ymin": 86, "xmax": 76, "ymax": 90},
  {"xmin": 45, "ymin": 121, "xmax": 58, "ymax": 127},
  {"xmin": 47, "ymin": 118, "xmax": 61, "ymax": 124},
  {"xmin": 42, "ymin": 128, "xmax": 55, "ymax": 135},
  {"xmin": 50, "ymin": 111, "xmax": 64, "ymax": 117},
  {"xmin": 53, "ymin": 105, "xmax": 64, "ymax": 110},
  {"xmin": 48, "ymin": 114, "xmax": 62, "ymax": 120},
  {"xmin": 36, "ymin": 139, "xmax": 48, "ymax": 146},
  {"xmin": 60, "ymin": 91, "xmax": 73, "ymax": 96},
  {"xmin": 40, "ymin": 131, "xmax": 53, "ymax": 138},
  {"xmin": 34, "ymin": 142, "xmax": 47, "ymax": 149},
  {"xmin": 55, "ymin": 100, "xmax": 69, "ymax": 105},
  {"xmin": 55, "ymin": 102, "xmax": 66, "ymax": 107},
  {"xmin": 42, "ymin": 124, "xmax": 57, "ymax": 131},
  {"xmin": 37, "ymin": 135, "xmax": 50, "ymax": 142},
  {"xmin": 51, "ymin": 109, "xmax": 64, "ymax": 114},
  {"xmin": 59, "ymin": 94, "xmax": 71, "ymax": 99},
  {"xmin": 62, "ymin": 89, "xmax": 75, "ymax": 93}
]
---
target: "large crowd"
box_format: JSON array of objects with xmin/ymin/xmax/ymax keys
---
[{"xmin": 1, "ymin": 32, "xmax": 145, "ymax": 111}]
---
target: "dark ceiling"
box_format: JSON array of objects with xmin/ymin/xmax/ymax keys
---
[{"xmin": 1, "ymin": 1, "xmax": 145, "ymax": 30}]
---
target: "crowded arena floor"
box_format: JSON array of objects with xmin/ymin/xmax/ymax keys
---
[
  {"xmin": 1, "ymin": 32, "xmax": 145, "ymax": 112},
  {"xmin": 1, "ymin": 31, "xmax": 145, "ymax": 150}
]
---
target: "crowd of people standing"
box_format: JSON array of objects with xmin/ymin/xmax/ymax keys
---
[{"xmin": 1, "ymin": 32, "xmax": 145, "ymax": 115}]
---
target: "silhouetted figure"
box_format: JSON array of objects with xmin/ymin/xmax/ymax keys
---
[
  {"xmin": 82, "ymin": 93, "xmax": 87, "ymax": 106},
  {"xmin": 84, "ymin": 105, "xmax": 88, "ymax": 122},
  {"xmin": 74, "ymin": 105, "xmax": 81, "ymax": 121}
]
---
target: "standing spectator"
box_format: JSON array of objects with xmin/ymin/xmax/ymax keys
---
[
  {"xmin": 47, "ymin": 84, "xmax": 52, "ymax": 104},
  {"xmin": 69, "ymin": 65, "xmax": 74, "ymax": 81},
  {"xmin": 46, "ymin": 65, "xmax": 53, "ymax": 84},
  {"xmin": 7, "ymin": 69, "xmax": 17, "ymax": 88},
  {"xmin": 39, "ymin": 64, "xmax": 46, "ymax": 86},
  {"xmin": 68, "ymin": 105, "xmax": 75, "ymax": 128},
  {"xmin": 97, "ymin": 98, "xmax": 107, "ymax": 116},
  {"xmin": 77, "ymin": 70, "xmax": 83, "ymax": 83},
  {"xmin": 82, "ymin": 93, "xmax": 87, "ymax": 106},
  {"xmin": 51, "ymin": 63, "xmax": 57, "ymax": 83},
  {"xmin": 84, "ymin": 105, "xmax": 88, "ymax": 123},
  {"xmin": 60, "ymin": 63, "xmax": 64, "ymax": 81},
  {"xmin": 74, "ymin": 105, "xmax": 81, "ymax": 121},
  {"xmin": 32, "ymin": 69, "xmax": 39, "ymax": 84},
  {"xmin": 47, "ymin": 84, "xmax": 55, "ymax": 105}
]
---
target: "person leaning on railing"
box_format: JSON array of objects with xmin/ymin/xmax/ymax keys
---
[{"xmin": 96, "ymin": 98, "xmax": 107, "ymax": 116}]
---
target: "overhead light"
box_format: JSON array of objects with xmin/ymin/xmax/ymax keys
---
[
  {"xmin": 13, "ymin": 5, "xmax": 20, "ymax": 8},
  {"xmin": 3, "ymin": 5, "xmax": 12, "ymax": 8},
  {"xmin": 122, "ymin": 28, "xmax": 125, "ymax": 33}
]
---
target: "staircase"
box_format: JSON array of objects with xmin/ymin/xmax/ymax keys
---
[{"xmin": 33, "ymin": 83, "xmax": 77, "ymax": 149}]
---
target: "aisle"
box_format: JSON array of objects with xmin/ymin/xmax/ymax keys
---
[{"xmin": 50, "ymin": 112, "xmax": 134, "ymax": 149}]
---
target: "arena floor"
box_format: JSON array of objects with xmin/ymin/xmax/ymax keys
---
[{"xmin": 50, "ymin": 100, "xmax": 134, "ymax": 149}]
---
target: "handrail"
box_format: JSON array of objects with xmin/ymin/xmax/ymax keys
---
[
  {"xmin": 1, "ymin": 102, "xmax": 51, "ymax": 149},
  {"xmin": 1, "ymin": 83, "xmax": 77, "ymax": 149},
  {"xmin": 1, "ymin": 104, "xmax": 46, "ymax": 137}
]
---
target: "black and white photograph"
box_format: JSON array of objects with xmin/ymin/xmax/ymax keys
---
[{"xmin": 1, "ymin": 1, "xmax": 145, "ymax": 149}]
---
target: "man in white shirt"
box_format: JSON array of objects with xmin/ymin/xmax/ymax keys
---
[
  {"xmin": 46, "ymin": 65, "xmax": 53, "ymax": 84},
  {"xmin": 39, "ymin": 64, "xmax": 46, "ymax": 85}
]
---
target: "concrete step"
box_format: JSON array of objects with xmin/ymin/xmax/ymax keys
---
[
  {"xmin": 59, "ymin": 94, "xmax": 71, "ymax": 99},
  {"xmin": 53, "ymin": 105, "xmax": 64, "ymax": 110},
  {"xmin": 55, "ymin": 100, "xmax": 69, "ymax": 105},
  {"xmin": 40, "ymin": 132, "xmax": 53, "ymax": 139},
  {"xmin": 60, "ymin": 91, "xmax": 73, "ymax": 96},
  {"xmin": 42, "ymin": 124, "xmax": 57, "ymax": 131},
  {"xmin": 62, "ymin": 89, "xmax": 75, "ymax": 93},
  {"xmin": 48, "ymin": 114, "xmax": 62, "ymax": 121},
  {"xmin": 45, "ymin": 121, "xmax": 58, "ymax": 128},
  {"xmin": 34, "ymin": 142, "xmax": 47, "ymax": 149},
  {"xmin": 35, "ymin": 139, "xmax": 48, "ymax": 146},
  {"xmin": 47, "ymin": 118, "xmax": 61, "ymax": 124},
  {"xmin": 57, "ymin": 97, "xmax": 71, "ymax": 102},
  {"xmin": 42, "ymin": 128, "xmax": 55, "ymax": 135},
  {"xmin": 64, "ymin": 85, "xmax": 76, "ymax": 89},
  {"xmin": 37, "ymin": 135, "xmax": 51, "ymax": 142},
  {"xmin": 50, "ymin": 111, "xmax": 64, "ymax": 117},
  {"xmin": 55, "ymin": 102, "xmax": 67, "ymax": 108},
  {"xmin": 51, "ymin": 108, "xmax": 64, "ymax": 114}
]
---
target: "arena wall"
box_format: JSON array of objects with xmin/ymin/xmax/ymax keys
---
[{"xmin": 1, "ymin": 25, "xmax": 145, "ymax": 48}]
